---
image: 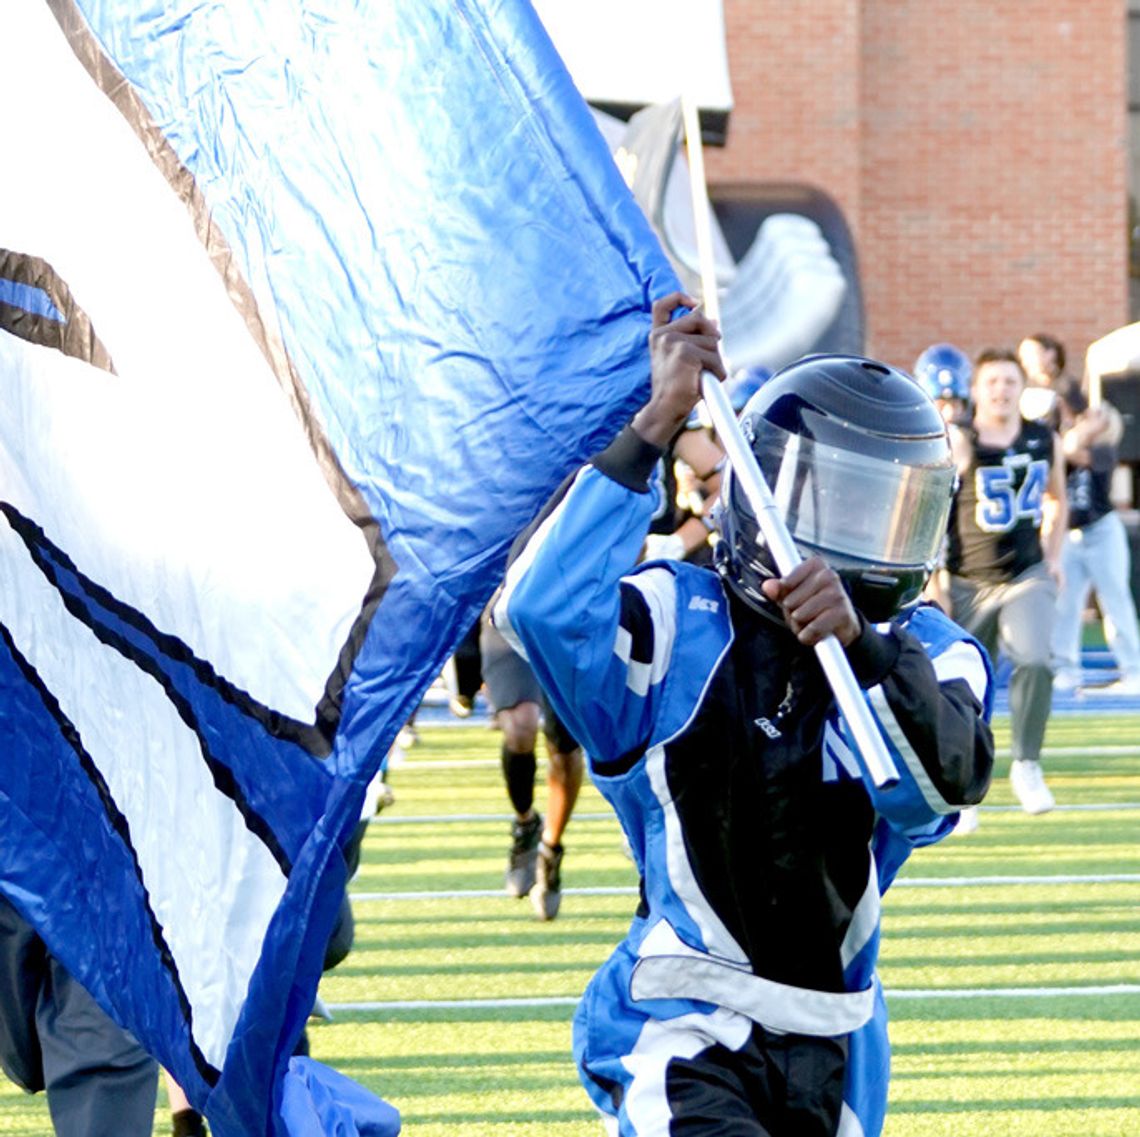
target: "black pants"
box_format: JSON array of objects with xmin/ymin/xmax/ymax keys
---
[{"xmin": 662, "ymin": 1024, "xmax": 846, "ymax": 1137}]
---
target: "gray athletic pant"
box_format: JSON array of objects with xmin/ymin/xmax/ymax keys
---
[
  {"xmin": 0, "ymin": 895, "xmax": 158, "ymax": 1137},
  {"xmin": 949, "ymin": 562, "xmax": 1056, "ymax": 764}
]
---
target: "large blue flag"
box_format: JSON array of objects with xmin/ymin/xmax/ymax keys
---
[{"xmin": 0, "ymin": 1, "xmax": 678, "ymax": 1133}]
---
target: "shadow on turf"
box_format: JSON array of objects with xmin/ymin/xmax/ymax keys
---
[
  {"xmin": 326, "ymin": 958, "xmax": 598, "ymax": 980},
  {"xmin": 888, "ymin": 1002, "xmax": 1140, "ymax": 1022},
  {"xmin": 344, "ymin": 927, "xmax": 624, "ymax": 953},
  {"xmin": 889, "ymin": 1095, "xmax": 1140, "ymax": 1113},
  {"xmin": 891, "ymin": 1037, "xmax": 1140, "ymax": 1057},
  {"xmin": 884, "ymin": 897, "xmax": 1140, "ymax": 920},
  {"xmin": 395, "ymin": 1108, "xmax": 596, "ymax": 1125},
  {"xmin": 879, "ymin": 947, "xmax": 1139, "ymax": 970}
]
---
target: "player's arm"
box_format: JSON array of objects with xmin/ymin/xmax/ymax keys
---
[
  {"xmin": 1041, "ymin": 433, "xmax": 1069, "ymax": 571},
  {"xmin": 493, "ymin": 440, "xmax": 669, "ymax": 762},
  {"xmin": 495, "ymin": 293, "xmax": 725, "ymax": 763},
  {"xmin": 671, "ymin": 430, "xmax": 726, "ymax": 558},
  {"xmin": 761, "ymin": 563, "xmax": 992, "ymax": 820},
  {"xmin": 1063, "ymin": 403, "xmax": 1122, "ymax": 467},
  {"xmin": 854, "ymin": 612, "xmax": 994, "ymax": 835},
  {"xmin": 762, "ymin": 566, "xmax": 994, "ymax": 833},
  {"xmin": 673, "ymin": 426, "xmax": 725, "ymax": 489}
]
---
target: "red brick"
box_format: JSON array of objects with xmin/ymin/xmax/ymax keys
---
[{"xmin": 704, "ymin": 0, "xmax": 1127, "ymax": 369}]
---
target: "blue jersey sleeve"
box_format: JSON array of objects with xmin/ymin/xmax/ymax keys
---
[
  {"xmin": 493, "ymin": 429, "xmax": 680, "ymax": 765},
  {"xmin": 856, "ymin": 605, "xmax": 995, "ymax": 838}
]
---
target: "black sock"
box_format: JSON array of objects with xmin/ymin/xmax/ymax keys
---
[
  {"xmin": 500, "ymin": 745, "xmax": 536, "ymax": 815},
  {"xmin": 172, "ymin": 1108, "xmax": 208, "ymax": 1137}
]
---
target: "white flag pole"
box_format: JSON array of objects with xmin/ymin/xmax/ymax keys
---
[{"xmin": 681, "ymin": 96, "xmax": 899, "ymax": 789}]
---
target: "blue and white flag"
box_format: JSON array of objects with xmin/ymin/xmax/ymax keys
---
[{"xmin": 0, "ymin": 2, "xmax": 678, "ymax": 1133}]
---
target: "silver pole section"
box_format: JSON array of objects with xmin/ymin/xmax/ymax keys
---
[{"xmin": 681, "ymin": 97, "xmax": 899, "ymax": 789}]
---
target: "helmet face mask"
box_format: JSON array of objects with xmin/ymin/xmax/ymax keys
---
[{"xmin": 716, "ymin": 354, "xmax": 955, "ymax": 624}]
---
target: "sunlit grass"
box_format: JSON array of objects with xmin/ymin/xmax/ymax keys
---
[{"xmin": 1, "ymin": 712, "xmax": 1137, "ymax": 1135}]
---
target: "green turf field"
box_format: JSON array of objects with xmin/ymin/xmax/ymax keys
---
[{"xmin": 2, "ymin": 712, "xmax": 1138, "ymax": 1135}]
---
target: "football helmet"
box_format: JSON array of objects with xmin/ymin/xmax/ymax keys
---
[
  {"xmin": 913, "ymin": 343, "xmax": 972, "ymax": 404},
  {"xmin": 716, "ymin": 354, "xmax": 956, "ymax": 623}
]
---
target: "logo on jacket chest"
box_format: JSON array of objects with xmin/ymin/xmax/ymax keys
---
[{"xmin": 689, "ymin": 595, "xmax": 719, "ymax": 613}]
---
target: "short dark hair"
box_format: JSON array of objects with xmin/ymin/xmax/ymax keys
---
[
  {"xmin": 975, "ymin": 347, "xmax": 1024, "ymax": 376},
  {"xmin": 1025, "ymin": 332, "xmax": 1066, "ymax": 375}
]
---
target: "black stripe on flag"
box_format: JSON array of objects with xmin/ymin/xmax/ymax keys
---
[
  {"xmin": 0, "ymin": 621, "xmax": 222, "ymax": 1089},
  {"xmin": 3, "ymin": 503, "xmax": 300, "ymax": 875}
]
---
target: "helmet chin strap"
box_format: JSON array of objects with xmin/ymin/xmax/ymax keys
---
[
  {"xmin": 721, "ymin": 569, "xmax": 788, "ymax": 628},
  {"xmin": 714, "ymin": 541, "xmax": 780, "ymax": 620}
]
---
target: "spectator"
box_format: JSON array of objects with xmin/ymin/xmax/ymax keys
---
[{"xmin": 1017, "ymin": 332, "xmax": 1073, "ymax": 429}]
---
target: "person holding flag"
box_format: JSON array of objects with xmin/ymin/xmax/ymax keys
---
[{"xmin": 494, "ymin": 294, "xmax": 994, "ymax": 1136}]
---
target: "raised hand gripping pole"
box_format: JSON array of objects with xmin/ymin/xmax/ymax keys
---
[{"xmin": 681, "ymin": 97, "xmax": 899, "ymax": 789}]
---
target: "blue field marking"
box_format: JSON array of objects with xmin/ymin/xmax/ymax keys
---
[{"xmin": 992, "ymin": 647, "xmax": 1140, "ymax": 715}]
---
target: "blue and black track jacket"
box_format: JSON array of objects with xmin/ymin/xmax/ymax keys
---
[{"xmin": 494, "ymin": 424, "xmax": 995, "ymax": 1134}]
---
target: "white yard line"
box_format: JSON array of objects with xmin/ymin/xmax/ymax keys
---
[
  {"xmin": 373, "ymin": 802, "xmax": 1140, "ymax": 825},
  {"xmin": 390, "ymin": 758, "xmax": 503, "ymax": 769},
  {"xmin": 324, "ymin": 984, "xmax": 1140, "ymax": 1015},
  {"xmin": 350, "ymin": 872, "xmax": 1140, "ymax": 902},
  {"xmin": 981, "ymin": 802, "xmax": 1140, "ymax": 813},
  {"xmin": 1021, "ymin": 745, "xmax": 1140, "ymax": 756},
  {"xmin": 327, "ymin": 996, "xmax": 580, "ymax": 1012}
]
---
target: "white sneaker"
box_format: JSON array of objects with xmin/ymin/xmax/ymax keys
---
[
  {"xmin": 1052, "ymin": 669, "xmax": 1082, "ymax": 693},
  {"xmin": 309, "ymin": 995, "xmax": 334, "ymax": 1021},
  {"xmin": 1010, "ymin": 760, "xmax": 1055, "ymax": 815},
  {"xmin": 952, "ymin": 805, "xmax": 980, "ymax": 835}
]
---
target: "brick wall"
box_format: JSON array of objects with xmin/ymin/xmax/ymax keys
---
[{"xmin": 705, "ymin": 0, "xmax": 1127, "ymax": 373}]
